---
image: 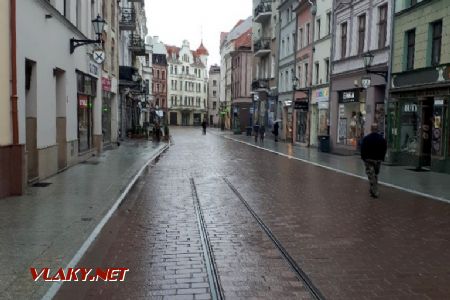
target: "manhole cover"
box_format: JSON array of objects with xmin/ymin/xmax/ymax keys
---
[
  {"xmin": 406, "ymin": 168, "xmax": 430, "ymax": 172},
  {"xmin": 32, "ymin": 182, "xmax": 52, "ymax": 187}
]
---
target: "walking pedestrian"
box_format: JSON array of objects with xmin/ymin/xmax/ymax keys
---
[
  {"xmin": 156, "ymin": 122, "xmax": 162, "ymax": 142},
  {"xmin": 253, "ymin": 124, "xmax": 260, "ymax": 142},
  {"xmin": 360, "ymin": 123, "xmax": 387, "ymax": 198},
  {"xmin": 259, "ymin": 125, "xmax": 265, "ymax": 143},
  {"xmin": 201, "ymin": 120, "xmax": 207, "ymax": 135},
  {"xmin": 273, "ymin": 121, "xmax": 279, "ymax": 142}
]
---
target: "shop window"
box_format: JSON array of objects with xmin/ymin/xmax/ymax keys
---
[
  {"xmin": 399, "ymin": 101, "xmax": 419, "ymax": 154},
  {"xmin": 337, "ymin": 90, "xmax": 366, "ymax": 147},
  {"xmin": 432, "ymin": 99, "xmax": 446, "ymax": 156}
]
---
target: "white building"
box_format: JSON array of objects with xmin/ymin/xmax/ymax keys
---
[
  {"xmin": 15, "ymin": 0, "xmax": 117, "ymax": 185},
  {"xmin": 166, "ymin": 40, "xmax": 209, "ymax": 126},
  {"xmin": 208, "ymin": 65, "xmax": 221, "ymax": 127}
]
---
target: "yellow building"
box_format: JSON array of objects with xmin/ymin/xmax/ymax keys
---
[{"xmin": 0, "ymin": 0, "xmax": 24, "ymax": 198}]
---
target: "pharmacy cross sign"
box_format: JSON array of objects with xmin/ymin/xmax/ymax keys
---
[{"xmin": 92, "ymin": 50, "xmax": 106, "ymax": 64}]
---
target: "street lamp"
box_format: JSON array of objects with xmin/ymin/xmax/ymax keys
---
[
  {"xmin": 70, "ymin": 15, "xmax": 106, "ymax": 54},
  {"xmin": 362, "ymin": 51, "xmax": 388, "ymax": 81}
]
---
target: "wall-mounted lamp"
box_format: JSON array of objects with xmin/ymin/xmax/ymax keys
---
[{"xmin": 70, "ymin": 15, "xmax": 106, "ymax": 54}]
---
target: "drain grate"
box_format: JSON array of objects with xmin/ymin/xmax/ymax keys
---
[
  {"xmin": 81, "ymin": 217, "xmax": 93, "ymax": 222},
  {"xmin": 32, "ymin": 182, "xmax": 52, "ymax": 187},
  {"xmin": 406, "ymin": 168, "xmax": 430, "ymax": 172}
]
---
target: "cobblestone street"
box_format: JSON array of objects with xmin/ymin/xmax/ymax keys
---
[{"xmin": 56, "ymin": 127, "xmax": 450, "ymax": 299}]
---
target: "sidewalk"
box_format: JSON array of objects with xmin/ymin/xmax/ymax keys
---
[
  {"xmin": 216, "ymin": 130, "xmax": 450, "ymax": 203},
  {"xmin": 0, "ymin": 140, "xmax": 168, "ymax": 299}
]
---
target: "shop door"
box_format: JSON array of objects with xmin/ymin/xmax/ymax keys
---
[
  {"xmin": 193, "ymin": 114, "xmax": 201, "ymax": 126},
  {"xmin": 25, "ymin": 60, "xmax": 38, "ymax": 181},
  {"xmin": 170, "ymin": 112, "xmax": 178, "ymax": 125},
  {"xmin": 420, "ymin": 99, "xmax": 433, "ymax": 166},
  {"xmin": 182, "ymin": 113, "xmax": 190, "ymax": 126}
]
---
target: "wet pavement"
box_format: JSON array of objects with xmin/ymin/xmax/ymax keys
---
[
  {"xmin": 55, "ymin": 127, "xmax": 450, "ymax": 299},
  {"xmin": 0, "ymin": 140, "xmax": 167, "ymax": 299}
]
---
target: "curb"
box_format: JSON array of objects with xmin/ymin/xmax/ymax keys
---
[{"xmin": 42, "ymin": 143, "xmax": 170, "ymax": 300}]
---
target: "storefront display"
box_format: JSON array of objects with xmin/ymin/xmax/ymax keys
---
[
  {"xmin": 77, "ymin": 71, "xmax": 97, "ymax": 153},
  {"xmin": 399, "ymin": 101, "xmax": 419, "ymax": 154},
  {"xmin": 337, "ymin": 89, "xmax": 366, "ymax": 148}
]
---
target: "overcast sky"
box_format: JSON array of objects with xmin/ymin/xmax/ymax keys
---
[{"xmin": 145, "ymin": 0, "xmax": 252, "ymax": 67}]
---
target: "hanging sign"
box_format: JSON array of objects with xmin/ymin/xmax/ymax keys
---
[{"xmin": 92, "ymin": 49, "xmax": 106, "ymax": 64}]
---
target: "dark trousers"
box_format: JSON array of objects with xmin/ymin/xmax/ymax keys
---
[{"xmin": 364, "ymin": 159, "xmax": 381, "ymax": 197}]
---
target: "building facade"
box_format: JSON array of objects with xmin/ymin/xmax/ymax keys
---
[
  {"xmin": 389, "ymin": 0, "xmax": 450, "ymax": 172},
  {"xmin": 152, "ymin": 53, "xmax": 168, "ymax": 121},
  {"xmin": 0, "ymin": 0, "xmax": 23, "ymax": 198},
  {"xmin": 231, "ymin": 29, "xmax": 253, "ymax": 133},
  {"xmin": 208, "ymin": 65, "xmax": 221, "ymax": 127},
  {"xmin": 305, "ymin": 0, "xmax": 332, "ymax": 148},
  {"xmin": 330, "ymin": 0, "xmax": 392, "ymax": 154},
  {"xmin": 293, "ymin": 0, "xmax": 315, "ymax": 146},
  {"xmin": 166, "ymin": 40, "xmax": 209, "ymax": 126},
  {"xmin": 277, "ymin": 0, "xmax": 298, "ymax": 142},
  {"xmin": 15, "ymin": 0, "xmax": 116, "ymax": 187},
  {"xmin": 252, "ymin": 0, "xmax": 280, "ymax": 132},
  {"xmin": 220, "ymin": 17, "xmax": 253, "ymax": 130},
  {"xmin": 118, "ymin": 0, "xmax": 148, "ymax": 138}
]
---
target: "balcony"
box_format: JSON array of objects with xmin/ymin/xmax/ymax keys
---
[
  {"xmin": 254, "ymin": 1, "xmax": 272, "ymax": 24},
  {"xmin": 129, "ymin": 33, "xmax": 146, "ymax": 56},
  {"xmin": 119, "ymin": 8, "xmax": 136, "ymax": 31},
  {"xmin": 128, "ymin": 0, "xmax": 144, "ymax": 3},
  {"xmin": 253, "ymin": 38, "xmax": 271, "ymax": 57},
  {"xmin": 251, "ymin": 79, "xmax": 270, "ymax": 91}
]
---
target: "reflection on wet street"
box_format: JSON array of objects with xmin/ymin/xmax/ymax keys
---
[{"xmin": 57, "ymin": 127, "xmax": 450, "ymax": 299}]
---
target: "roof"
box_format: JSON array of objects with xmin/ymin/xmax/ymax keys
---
[
  {"xmin": 234, "ymin": 28, "xmax": 252, "ymax": 50},
  {"xmin": 196, "ymin": 41, "xmax": 209, "ymax": 56}
]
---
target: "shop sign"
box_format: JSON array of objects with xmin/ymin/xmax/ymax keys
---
[
  {"xmin": 403, "ymin": 103, "xmax": 417, "ymax": 113},
  {"xmin": 92, "ymin": 49, "xmax": 106, "ymax": 65},
  {"xmin": 102, "ymin": 77, "xmax": 111, "ymax": 92},
  {"xmin": 315, "ymin": 88, "xmax": 329, "ymax": 102},
  {"xmin": 339, "ymin": 90, "xmax": 359, "ymax": 103},
  {"xmin": 318, "ymin": 102, "xmax": 329, "ymax": 109},
  {"xmin": 435, "ymin": 99, "xmax": 444, "ymax": 106},
  {"xmin": 294, "ymin": 100, "xmax": 308, "ymax": 110},
  {"xmin": 283, "ymin": 100, "xmax": 292, "ymax": 107},
  {"xmin": 89, "ymin": 62, "xmax": 99, "ymax": 77},
  {"xmin": 361, "ymin": 76, "xmax": 371, "ymax": 89},
  {"xmin": 79, "ymin": 95, "xmax": 88, "ymax": 108}
]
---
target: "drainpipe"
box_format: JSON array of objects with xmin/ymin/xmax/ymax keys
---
[{"xmin": 10, "ymin": 0, "xmax": 18, "ymax": 145}]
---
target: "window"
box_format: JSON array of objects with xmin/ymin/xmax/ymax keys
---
[
  {"xmin": 378, "ymin": 4, "xmax": 388, "ymax": 49},
  {"xmin": 341, "ymin": 22, "xmax": 347, "ymax": 58},
  {"xmin": 326, "ymin": 12, "xmax": 331, "ymax": 35},
  {"xmin": 186, "ymin": 67, "xmax": 189, "ymax": 74},
  {"xmin": 431, "ymin": 20, "xmax": 442, "ymax": 66},
  {"xmin": 111, "ymin": 0, "xmax": 115, "ymax": 29},
  {"xmin": 213, "ymin": 102, "xmax": 217, "ymax": 109},
  {"xmin": 287, "ymin": 36, "xmax": 290, "ymax": 53},
  {"xmin": 170, "ymin": 65, "xmax": 173, "ymax": 74},
  {"xmin": 306, "ymin": 23, "xmax": 310, "ymax": 44},
  {"xmin": 213, "ymin": 80, "xmax": 217, "ymax": 86},
  {"xmin": 157, "ymin": 70, "xmax": 160, "ymax": 79},
  {"xmin": 299, "ymin": 28, "xmax": 303, "ymax": 49},
  {"xmin": 213, "ymin": 90, "xmax": 217, "ymax": 97},
  {"xmin": 358, "ymin": 14, "xmax": 366, "ymax": 54},
  {"xmin": 316, "ymin": 19, "xmax": 321, "ymax": 40},
  {"xmin": 162, "ymin": 71, "xmax": 166, "ymax": 80},
  {"xmin": 304, "ymin": 63, "xmax": 309, "ymax": 87},
  {"xmin": 111, "ymin": 39, "xmax": 115, "ymax": 74},
  {"xmin": 406, "ymin": 29, "xmax": 415, "ymax": 70},
  {"xmin": 315, "ymin": 62, "xmax": 319, "ymax": 85},
  {"xmin": 325, "ymin": 58, "xmax": 330, "ymax": 83}
]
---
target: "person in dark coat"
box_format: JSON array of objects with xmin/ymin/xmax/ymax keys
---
[
  {"xmin": 360, "ymin": 123, "xmax": 387, "ymax": 198},
  {"xmin": 273, "ymin": 121, "xmax": 279, "ymax": 142},
  {"xmin": 201, "ymin": 120, "xmax": 207, "ymax": 135},
  {"xmin": 259, "ymin": 125, "xmax": 265, "ymax": 143}
]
